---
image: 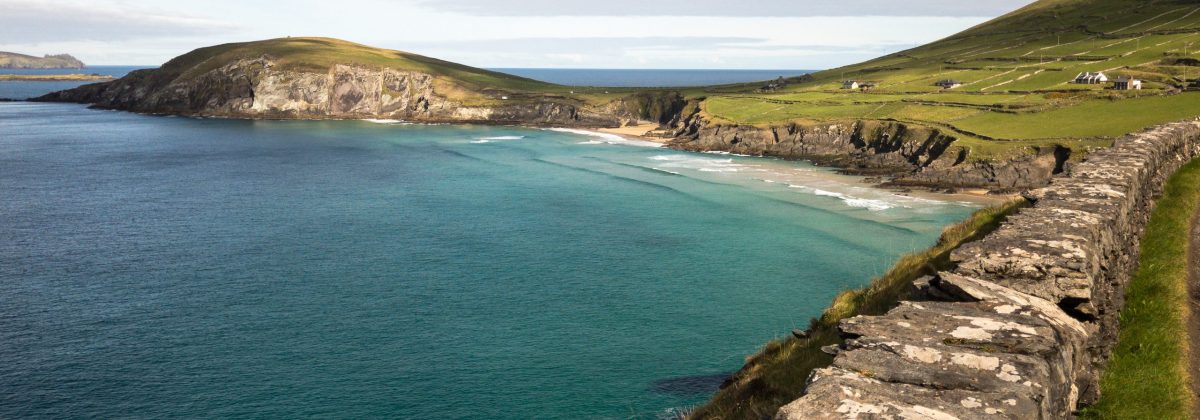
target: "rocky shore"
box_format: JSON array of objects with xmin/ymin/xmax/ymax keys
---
[{"xmin": 655, "ymin": 101, "xmax": 1068, "ymax": 193}]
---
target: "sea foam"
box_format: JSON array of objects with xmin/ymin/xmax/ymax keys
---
[
  {"xmin": 546, "ymin": 128, "xmax": 663, "ymax": 148},
  {"xmin": 361, "ymin": 119, "xmax": 411, "ymax": 125}
]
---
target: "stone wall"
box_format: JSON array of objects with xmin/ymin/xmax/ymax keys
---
[{"xmin": 777, "ymin": 120, "xmax": 1200, "ymax": 419}]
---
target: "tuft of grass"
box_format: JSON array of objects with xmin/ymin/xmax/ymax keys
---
[
  {"xmin": 688, "ymin": 198, "xmax": 1028, "ymax": 419},
  {"xmin": 1081, "ymin": 158, "xmax": 1200, "ymax": 419}
]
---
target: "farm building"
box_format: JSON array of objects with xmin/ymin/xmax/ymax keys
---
[
  {"xmin": 1074, "ymin": 71, "xmax": 1109, "ymax": 84},
  {"xmin": 842, "ymin": 80, "xmax": 859, "ymax": 90},
  {"xmin": 1113, "ymin": 76, "xmax": 1142, "ymax": 90},
  {"xmin": 935, "ymin": 80, "xmax": 963, "ymax": 89}
]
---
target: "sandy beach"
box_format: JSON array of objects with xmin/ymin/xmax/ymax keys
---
[{"xmin": 597, "ymin": 123, "xmax": 664, "ymax": 142}]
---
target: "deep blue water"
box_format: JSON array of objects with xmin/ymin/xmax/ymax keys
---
[
  {"xmin": 0, "ymin": 66, "xmax": 147, "ymax": 100},
  {"xmin": 0, "ymin": 103, "xmax": 975, "ymax": 419},
  {"xmin": 490, "ymin": 68, "xmax": 814, "ymax": 87}
]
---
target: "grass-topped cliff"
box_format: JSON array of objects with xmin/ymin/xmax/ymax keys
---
[
  {"xmin": 36, "ymin": 37, "xmax": 649, "ymax": 126},
  {"xmin": 680, "ymin": 0, "xmax": 1200, "ymax": 160},
  {"xmin": 151, "ymin": 37, "xmax": 571, "ymax": 106}
]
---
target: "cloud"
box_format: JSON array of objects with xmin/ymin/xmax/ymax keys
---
[
  {"xmin": 411, "ymin": 0, "xmax": 1036, "ymax": 17},
  {"xmin": 0, "ymin": 0, "xmax": 237, "ymax": 43}
]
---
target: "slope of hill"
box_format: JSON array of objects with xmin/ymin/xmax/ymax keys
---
[
  {"xmin": 681, "ymin": 0, "xmax": 1200, "ymax": 159},
  {"xmin": 0, "ymin": 52, "xmax": 84, "ymax": 69}
]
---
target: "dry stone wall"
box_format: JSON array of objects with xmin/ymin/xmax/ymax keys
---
[{"xmin": 777, "ymin": 120, "xmax": 1200, "ymax": 419}]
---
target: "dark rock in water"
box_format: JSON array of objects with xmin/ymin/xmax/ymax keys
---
[
  {"xmin": 649, "ymin": 373, "xmax": 733, "ymax": 396},
  {"xmin": 791, "ymin": 329, "xmax": 809, "ymax": 339}
]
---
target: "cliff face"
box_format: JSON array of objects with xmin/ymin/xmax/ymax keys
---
[
  {"xmin": 0, "ymin": 52, "xmax": 84, "ymax": 69},
  {"xmin": 663, "ymin": 103, "xmax": 1066, "ymax": 192},
  {"xmin": 38, "ymin": 57, "xmax": 623, "ymax": 127}
]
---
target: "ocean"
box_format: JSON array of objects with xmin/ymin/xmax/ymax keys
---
[
  {"xmin": 0, "ymin": 102, "xmax": 976, "ymax": 418},
  {"xmin": 0, "ymin": 66, "xmax": 147, "ymax": 100}
]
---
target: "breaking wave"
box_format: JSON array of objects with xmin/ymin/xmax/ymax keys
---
[{"xmin": 546, "ymin": 128, "xmax": 663, "ymax": 148}]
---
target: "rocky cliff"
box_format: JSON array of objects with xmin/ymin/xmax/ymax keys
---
[
  {"xmin": 776, "ymin": 120, "xmax": 1200, "ymax": 419},
  {"xmin": 0, "ymin": 52, "xmax": 84, "ymax": 69},
  {"xmin": 37, "ymin": 57, "xmax": 624, "ymax": 127},
  {"xmin": 661, "ymin": 103, "xmax": 1067, "ymax": 192}
]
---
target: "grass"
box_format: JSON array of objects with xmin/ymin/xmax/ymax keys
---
[
  {"xmin": 149, "ymin": 37, "xmax": 650, "ymax": 108},
  {"xmin": 952, "ymin": 92, "xmax": 1200, "ymax": 139},
  {"xmin": 687, "ymin": 198, "xmax": 1028, "ymax": 419},
  {"xmin": 672, "ymin": 0, "xmax": 1200, "ymax": 159},
  {"xmin": 1081, "ymin": 157, "xmax": 1200, "ymax": 419}
]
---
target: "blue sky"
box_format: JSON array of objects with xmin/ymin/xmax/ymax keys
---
[{"xmin": 0, "ymin": 0, "xmax": 1035, "ymax": 68}]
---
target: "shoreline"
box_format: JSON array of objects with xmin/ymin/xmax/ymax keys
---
[
  {"xmin": 578, "ymin": 123, "xmax": 1012, "ymax": 206},
  {"xmin": 9, "ymin": 102, "xmax": 1020, "ymax": 206}
]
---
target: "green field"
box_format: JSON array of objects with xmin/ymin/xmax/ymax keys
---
[
  {"xmin": 669, "ymin": 0, "xmax": 1200, "ymax": 159},
  {"xmin": 1082, "ymin": 158, "xmax": 1200, "ymax": 419}
]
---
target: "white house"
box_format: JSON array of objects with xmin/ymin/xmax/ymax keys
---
[
  {"xmin": 1074, "ymin": 72, "xmax": 1109, "ymax": 84},
  {"xmin": 1113, "ymin": 76, "xmax": 1142, "ymax": 90},
  {"xmin": 842, "ymin": 80, "xmax": 860, "ymax": 90}
]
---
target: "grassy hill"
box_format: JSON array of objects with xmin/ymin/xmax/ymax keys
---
[
  {"xmin": 680, "ymin": 0, "xmax": 1200, "ymax": 160},
  {"xmin": 140, "ymin": 37, "xmax": 640, "ymax": 107}
]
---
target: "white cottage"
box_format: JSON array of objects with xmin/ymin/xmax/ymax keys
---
[
  {"xmin": 1074, "ymin": 72, "xmax": 1109, "ymax": 84},
  {"xmin": 1113, "ymin": 76, "xmax": 1142, "ymax": 90},
  {"xmin": 842, "ymin": 80, "xmax": 860, "ymax": 90}
]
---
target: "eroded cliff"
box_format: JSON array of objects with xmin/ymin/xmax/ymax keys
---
[
  {"xmin": 661, "ymin": 102, "xmax": 1068, "ymax": 192},
  {"xmin": 37, "ymin": 57, "xmax": 624, "ymax": 127}
]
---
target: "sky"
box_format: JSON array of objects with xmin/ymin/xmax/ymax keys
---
[{"xmin": 0, "ymin": 0, "xmax": 1036, "ymax": 69}]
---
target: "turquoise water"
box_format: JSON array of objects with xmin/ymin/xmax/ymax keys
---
[{"xmin": 0, "ymin": 103, "xmax": 976, "ymax": 419}]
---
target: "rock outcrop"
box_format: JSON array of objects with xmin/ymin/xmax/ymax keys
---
[
  {"xmin": 36, "ymin": 57, "xmax": 625, "ymax": 127},
  {"xmin": 777, "ymin": 120, "xmax": 1200, "ymax": 419},
  {"xmin": 664, "ymin": 104, "xmax": 1068, "ymax": 191}
]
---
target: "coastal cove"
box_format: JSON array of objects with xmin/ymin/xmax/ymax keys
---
[{"xmin": 0, "ymin": 102, "xmax": 978, "ymax": 418}]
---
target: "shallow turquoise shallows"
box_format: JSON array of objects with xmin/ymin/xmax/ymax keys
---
[{"xmin": 0, "ymin": 103, "xmax": 976, "ymax": 419}]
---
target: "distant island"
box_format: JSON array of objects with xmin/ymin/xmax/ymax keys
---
[
  {"xmin": 0, "ymin": 74, "xmax": 113, "ymax": 81},
  {"xmin": 0, "ymin": 52, "xmax": 85, "ymax": 69}
]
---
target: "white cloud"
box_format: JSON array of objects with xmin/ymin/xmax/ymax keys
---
[
  {"xmin": 411, "ymin": 0, "xmax": 1036, "ymax": 17},
  {"xmin": 0, "ymin": 0, "xmax": 236, "ymax": 43},
  {"xmin": 0, "ymin": 0, "xmax": 1015, "ymax": 69}
]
